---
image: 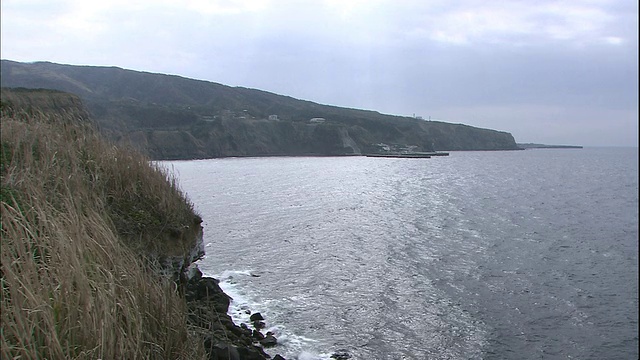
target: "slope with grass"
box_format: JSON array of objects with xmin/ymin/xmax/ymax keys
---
[{"xmin": 0, "ymin": 88, "xmax": 209, "ymax": 359}]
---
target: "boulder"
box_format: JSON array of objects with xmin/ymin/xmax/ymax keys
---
[
  {"xmin": 239, "ymin": 323, "xmax": 253, "ymax": 337},
  {"xmin": 186, "ymin": 276, "xmax": 231, "ymax": 312},
  {"xmin": 236, "ymin": 346, "xmax": 270, "ymax": 360},
  {"xmin": 331, "ymin": 350, "xmax": 351, "ymax": 359},
  {"xmin": 252, "ymin": 330, "xmax": 265, "ymax": 341},
  {"xmin": 249, "ymin": 312, "xmax": 264, "ymax": 322},
  {"xmin": 260, "ymin": 334, "xmax": 278, "ymax": 348},
  {"xmin": 203, "ymin": 340, "xmax": 240, "ymax": 360}
]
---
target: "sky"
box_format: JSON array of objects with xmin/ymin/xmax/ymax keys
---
[{"xmin": 1, "ymin": 0, "xmax": 638, "ymax": 147}]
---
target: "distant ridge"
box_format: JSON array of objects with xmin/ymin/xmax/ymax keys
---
[{"xmin": 1, "ymin": 60, "xmax": 521, "ymax": 159}]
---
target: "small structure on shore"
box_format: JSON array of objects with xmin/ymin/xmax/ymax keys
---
[{"xmin": 364, "ymin": 152, "xmax": 449, "ymax": 158}]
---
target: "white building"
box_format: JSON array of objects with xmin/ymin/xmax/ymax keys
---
[
  {"xmin": 309, "ymin": 117, "xmax": 325, "ymax": 123},
  {"xmin": 268, "ymin": 115, "xmax": 279, "ymax": 121}
]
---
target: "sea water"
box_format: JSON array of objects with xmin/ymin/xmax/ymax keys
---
[{"xmin": 163, "ymin": 147, "xmax": 638, "ymax": 359}]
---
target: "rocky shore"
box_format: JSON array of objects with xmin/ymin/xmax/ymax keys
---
[
  {"xmin": 184, "ymin": 266, "xmax": 286, "ymax": 360},
  {"xmin": 183, "ymin": 267, "xmax": 353, "ymax": 360},
  {"xmin": 162, "ymin": 208, "xmax": 352, "ymax": 360},
  {"xmin": 0, "ymin": 87, "xmax": 350, "ymax": 359}
]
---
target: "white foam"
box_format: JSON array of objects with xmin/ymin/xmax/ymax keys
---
[
  {"xmin": 297, "ymin": 351, "xmax": 330, "ymax": 360},
  {"xmin": 210, "ymin": 269, "xmax": 259, "ymax": 327},
  {"xmin": 205, "ymin": 269, "xmax": 335, "ymax": 360}
]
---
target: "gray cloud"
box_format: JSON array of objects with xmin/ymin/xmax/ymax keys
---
[{"xmin": 1, "ymin": 0, "xmax": 637, "ymax": 146}]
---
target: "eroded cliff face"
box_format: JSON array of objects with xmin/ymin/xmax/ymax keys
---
[
  {"xmin": 121, "ymin": 120, "xmax": 371, "ymax": 159},
  {"xmin": 338, "ymin": 126, "xmax": 362, "ymax": 154},
  {"xmin": 156, "ymin": 216, "xmax": 205, "ymax": 283}
]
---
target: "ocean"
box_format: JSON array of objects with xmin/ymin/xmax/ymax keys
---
[{"xmin": 162, "ymin": 147, "xmax": 638, "ymax": 360}]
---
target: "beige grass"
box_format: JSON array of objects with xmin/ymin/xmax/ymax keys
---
[{"xmin": 1, "ymin": 92, "xmax": 206, "ymax": 359}]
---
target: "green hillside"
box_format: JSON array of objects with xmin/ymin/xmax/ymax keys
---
[{"xmin": 1, "ymin": 60, "xmax": 520, "ymax": 159}]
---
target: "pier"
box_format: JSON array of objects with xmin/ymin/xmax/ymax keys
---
[{"xmin": 364, "ymin": 152, "xmax": 449, "ymax": 158}]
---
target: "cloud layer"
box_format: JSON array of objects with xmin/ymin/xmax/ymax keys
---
[{"xmin": 2, "ymin": 0, "xmax": 637, "ymax": 146}]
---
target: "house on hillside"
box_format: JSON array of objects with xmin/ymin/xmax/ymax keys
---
[
  {"xmin": 268, "ymin": 114, "xmax": 279, "ymax": 121},
  {"xmin": 309, "ymin": 117, "xmax": 325, "ymax": 123}
]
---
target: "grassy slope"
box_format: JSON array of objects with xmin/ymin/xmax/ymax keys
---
[{"xmin": 0, "ymin": 89, "xmax": 206, "ymax": 359}]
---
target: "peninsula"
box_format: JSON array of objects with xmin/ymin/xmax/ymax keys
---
[{"xmin": 1, "ymin": 60, "xmax": 520, "ymax": 160}]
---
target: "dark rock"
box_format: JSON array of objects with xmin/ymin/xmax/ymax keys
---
[
  {"xmin": 249, "ymin": 312, "xmax": 264, "ymax": 322},
  {"xmin": 239, "ymin": 323, "xmax": 253, "ymax": 336},
  {"xmin": 272, "ymin": 355, "xmax": 286, "ymax": 360},
  {"xmin": 202, "ymin": 337, "xmax": 240, "ymax": 360},
  {"xmin": 196, "ymin": 307, "xmax": 270, "ymax": 358},
  {"xmin": 186, "ymin": 276, "xmax": 231, "ymax": 312},
  {"xmin": 331, "ymin": 349, "xmax": 351, "ymax": 360},
  {"xmin": 236, "ymin": 346, "xmax": 269, "ymax": 360},
  {"xmin": 229, "ymin": 323, "xmax": 247, "ymax": 337},
  {"xmin": 253, "ymin": 321, "xmax": 265, "ymax": 330},
  {"xmin": 210, "ymin": 343, "xmax": 240, "ymax": 360},
  {"xmin": 252, "ymin": 330, "xmax": 265, "ymax": 341},
  {"xmin": 196, "ymin": 276, "xmax": 221, "ymax": 292},
  {"xmin": 260, "ymin": 334, "xmax": 278, "ymax": 348}
]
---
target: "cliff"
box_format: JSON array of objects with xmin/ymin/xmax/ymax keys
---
[
  {"xmin": 1, "ymin": 60, "xmax": 520, "ymax": 159},
  {"xmin": 0, "ymin": 89, "xmax": 279, "ymax": 359}
]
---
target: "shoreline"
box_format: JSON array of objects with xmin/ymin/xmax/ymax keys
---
[
  {"xmin": 184, "ymin": 266, "xmax": 350, "ymax": 360},
  {"xmin": 184, "ymin": 266, "xmax": 282, "ymax": 360}
]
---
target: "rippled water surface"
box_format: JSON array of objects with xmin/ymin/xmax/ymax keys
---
[{"xmin": 163, "ymin": 147, "xmax": 638, "ymax": 359}]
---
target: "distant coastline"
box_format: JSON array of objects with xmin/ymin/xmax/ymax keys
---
[{"xmin": 517, "ymin": 143, "xmax": 583, "ymax": 149}]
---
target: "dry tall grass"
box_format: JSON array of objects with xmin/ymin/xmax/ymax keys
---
[{"xmin": 1, "ymin": 91, "xmax": 206, "ymax": 359}]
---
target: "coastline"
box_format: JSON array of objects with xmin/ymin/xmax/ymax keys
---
[
  {"xmin": 183, "ymin": 266, "xmax": 280, "ymax": 360},
  {"xmin": 183, "ymin": 265, "xmax": 350, "ymax": 360},
  {"xmin": 0, "ymin": 88, "xmax": 340, "ymax": 360}
]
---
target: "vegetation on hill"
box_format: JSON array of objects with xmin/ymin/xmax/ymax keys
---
[
  {"xmin": 1, "ymin": 60, "xmax": 520, "ymax": 159},
  {"xmin": 0, "ymin": 89, "xmax": 206, "ymax": 359}
]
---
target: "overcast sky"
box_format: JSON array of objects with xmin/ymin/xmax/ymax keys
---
[{"xmin": 2, "ymin": 0, "xmax": 638, "ymax": 146}]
